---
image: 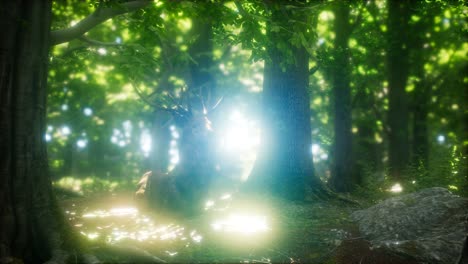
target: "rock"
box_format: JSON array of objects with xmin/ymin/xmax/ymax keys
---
[{"xmin": 351, "ymin": 187, "xmax": 468, "ymax": 264}]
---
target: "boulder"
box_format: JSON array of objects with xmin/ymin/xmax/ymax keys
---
[{"xmin": 351, "ymin": 187, "xmax": 468, "ymax": 264}]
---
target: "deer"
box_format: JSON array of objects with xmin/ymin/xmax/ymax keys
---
[{"xmin": 134, "ymin": 84, "xmax": 222, "ymax": 216}]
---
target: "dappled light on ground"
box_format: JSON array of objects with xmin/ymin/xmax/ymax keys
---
[{"xmin": 60, "ymin": 192, "xmax": 360, "ymax": 263}]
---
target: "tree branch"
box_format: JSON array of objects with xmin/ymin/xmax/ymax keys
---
[
  {"xmin": 50, "ymin": 1, "xmax": 151, "ymax": 46},
  {"xmin": 79, "ymin": 36, "xmax": 122, "ymax": 46}
]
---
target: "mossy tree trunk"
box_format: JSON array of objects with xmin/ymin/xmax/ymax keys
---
[{"xmin": 0, "ymin": 2, "xmax": 74, "ymax": 263}]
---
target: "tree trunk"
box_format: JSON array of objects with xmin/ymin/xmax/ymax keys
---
[
  {"xmin": 329, "ymin": 1, "xmax": 354, "ymax": 192},
  {"xmin": 247, "ymin": 3, "xmax": 325, "ymax": 200},
  {"xmin": 387, "ymin": 1, "xmax": 412, "ymax": 179},
  {"xmin": 409, "ymin": 4, "xmax": 432, "ymax": 170},
  {"xmin": 412, "ymin": 81, "xmax": 430, "ymax": 169},
  {"xmin": 187, "ymin": 13, "xmax": 216, "ymax": 107},
  {"xmin": 0, "ymin": 2, "xmax": 78, "ymax": 263}
]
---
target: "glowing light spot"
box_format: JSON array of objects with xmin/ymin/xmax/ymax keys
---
[
  {"xmin": 320, "ymin": 153, "xmax": 328, "ymax": 160},
  {"xmin": 77, "ymin": 139, "xmax": 87, "ymax": 148},
  {"xmin": 140, "ymin": 130, "xmax": 152, "ymax": 157},
  {"xmin": 98, "ymin": 48, "xmax": 107, "ymax": 55},
  {"xmin": 109, "ymin": 207, "xmax": 138, "ymax": 216},
  {"xmin": 45, "ymin": 134, "xmax": 52, "ymax": 142},
  {"xmin": 311, "ymin": 144, "xmax": 320, "ymax": 155},
  {"xmin": 61, "ymin": 126, "xmax": 71, "ymax": 136},
  {"xmin": 389, "ymin": 183, "xmax": 403, "ymax": 193},
  {"xmin": 191, "ymin": 234, "xmax": 202, "ymax": 243},
  {"xmin": 211, "ymin": 214, "xmax": 269, "ymax": 235},
  {"xmin": 115, "ymin": 37, "xmax": 122, "ymax": 44},
  {"xmin": 111, "ymin": 136, "xmax": 118, "ymax": 143},
  {"xmin": 205, "ymin": 200, "xmax": 215, "ymax": 210},
  {"xmin": 170, "ymin": 155, "xmax": 179, "ymax": 165},
  {"xmin": 118, "ymin": 140, "xmax": 126, "ymax": 147},
  {"xmin": 220, "ymin": 193, "xmax": 232, "ymax": 200},
  {"xmin": 165, "ymin": 251, "xmax": 178, "ymax": 257},
  {"xmin": 86, "ymin": 233, "xmax": 99, "ymax": 240},
  {"xmin": 437, "ymin": 135, "xmax": 445, "ymax": 144},
  {"xmin": 61, "ymin": 104, "xmax": 68, "ymax": 111},
  {"xmin": 171, "ymin": 130, "xmax": 180, "ymax": 139},
  {"xmin": 317, "ymin": 38, "xmax": 325, "ymax": 46},
  {"xmin": 221, "ymin": 110, "xmax": 259, "ymax": 153},
  {"xmin": 83, "ymin": 107, "xmax": 93, "ymax": 116}
]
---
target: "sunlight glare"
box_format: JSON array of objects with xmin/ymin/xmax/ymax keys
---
[
  {"xmin": 61, "ymin": 126, "xmax": 71, "ymax": 136},
  {"xmin": 437, "ymin": 135, "xmax": 445, "ymax": 144},
  {"xmin": 77, "ymin": 139, "xmax": 87, "ymax": 148},
  {"xmin": 205, "ymin": 200, "xmax": 215, "ymax": 210},
  {"xmin": 83, "ymin": 107, "xmax": 93, "ymax": 116},
  {"xmin": 140, "ymin": 130, "xmax": 152, "ymax": 157},
  {"xmin": 211, "ymin": 213, "xmax": 269, "ymax": 235},
  {"xmin": 221, "ymin": 110, "xmax": 259, "ymax": 152},
  {"xmin": 98, "ymin": 48, "xmax": 107, "ymax": 55},
  {"xmin": 311, "ymin": 144, "xmax": 320, "ymax": 155},
  {"xmin": 389, "ymin": 183, "xmax": 403, "ymax": 193}
]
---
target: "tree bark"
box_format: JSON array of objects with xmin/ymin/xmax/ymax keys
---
[
  {"xmin": 387, "ymin": 1, "xmax": 412, "ymax": 180},
  {"xmin": 247, "ymin": 3, "xmax": 325, "ymax": 200},
  {"xmin": 0, "ymin": 2, "xmax": 79, "ymax": 263},
  {"xmin": 329, "ymin": 1, "xmax": 354, "ymax": 192}
]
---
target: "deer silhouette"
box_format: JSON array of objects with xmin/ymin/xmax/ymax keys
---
[{"xmin": 135, "ymin": 86, "xmax": 222, "ymax": 215}]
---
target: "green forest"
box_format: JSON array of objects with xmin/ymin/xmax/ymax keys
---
[{"xmin": 0, "ymin": 0, "xmax": 467, "ymax": 263}]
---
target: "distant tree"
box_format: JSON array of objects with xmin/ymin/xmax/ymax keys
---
[
  {"xmin": 328, "ymin": 1, "xmax": 354, "ymax": 192},
  {"xmin": 409, "ymin": 3, "xmax": 433, "ymax": 170},
  {"xmin": 387, "ymin": 1, "xmax": 413, "ymax": 180}
]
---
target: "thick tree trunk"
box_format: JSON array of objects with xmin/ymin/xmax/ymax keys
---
[
  {"xmin": 0, "ymin": 2, "xmax": 82, "ymax": 263},
  {"xmin": 329, "ymin": 1, "xmax": 353, "ymax": 192},
  {"xmin": 247, "ymin": 3, "xmax": 325, "ymax": 200},
  {"xmin": 387, "ymin": 1, "xmax": 412, "ymax": 179}
]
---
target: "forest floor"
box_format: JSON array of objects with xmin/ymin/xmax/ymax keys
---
[{"xmin": 58, "ymin": 190, "xmax": 419, "ymax": 264}]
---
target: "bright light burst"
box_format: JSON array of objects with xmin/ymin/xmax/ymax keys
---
[
  {"xmin": 77, "ymin": 139, "xmax": 87, "ymax": 148},
  {"xmin": 220, "ymin": 110, "xmax": 260, "ymax": 153},
  {"xmin": 61, "ymin": 126, "xmax": 71, "ymax": 136},
  {"xmin": 218, "ymin": 110, "xmax": 260, "ymax": 181},
  {"xmin": 140, "ymin": 129, "xmax": 152, "ymax": 157},
  {"xmin": 389, "ymin": 183, "xmax": 403, "ymax": 193},
  {"xmin": 211, "ymin": 213, "xmax": 269, "ymax": 235},
  {"xmin": 83, "ymin": 107, "xmax": 93, "ymax": 116},
  {"xmin": 437, "ymin": 135, "xmax": 445, "ymax": 144}
]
